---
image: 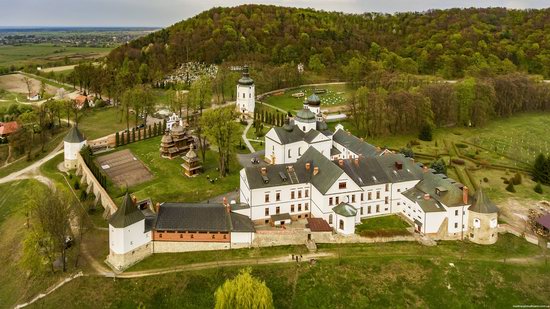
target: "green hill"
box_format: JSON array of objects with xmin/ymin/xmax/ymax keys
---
[{"xmin": 108, "ymin": 5, "xmax": 550, "ymax": 79}]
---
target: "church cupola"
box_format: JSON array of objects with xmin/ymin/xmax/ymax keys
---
[{"xmin": 294, "ymin": 108, "xmax": 317, "ymax": 133}]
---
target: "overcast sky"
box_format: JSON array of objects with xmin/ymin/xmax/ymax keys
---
[{"xmin": 0, "ymin": 0, "xmax": 548, "ymax": 27}]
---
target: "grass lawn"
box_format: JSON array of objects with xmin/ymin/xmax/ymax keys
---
[
  {"xmin": 77, "ymin": 107, "xmax": 126, "ymax": 140},
  {"xmin": 264, "ymin": 84, "xmax": 355, "ymax": 112},
  {"xmin": 355, "ymin": 215, "xmax": 411, "ymax": 237},
  {"xmin": 0, "ymin": 179, "xmax": 67, "ymax": 308},
  {"xmin": 99, "ymin": 136, "xmax": 242, "ymax": 205},
  {"xmin": 28, "ymin": 234, "xmax": 549, "ymax": 308}
]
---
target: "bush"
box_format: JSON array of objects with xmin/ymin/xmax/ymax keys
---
[
  {"xmin": 408, "ymin": 139, "xmax": 420, "ymax": 146},
  {"xmin": 503, "ymin": 179, "xmax": 509, "ymax": 184},
  {"xmin": 80, "ymin": 190, "xmax": 88, "ymax": 201},
  {"xmin": 418, "ymin": 124, "xmax": 433, "ymax": 141},
  {"xmin": 505, "ymin": 182, "xmax": 516, "ymax": 193},
  {"xmin": 512, "ymin": 172, "xmax": 522, "ymax": 185},
  {"xmin": 451, "ymin": 158, "xmax": 465, "ymax": 165},
  {"xmin": 399, "ymin": 147, "xmax": 414, "ymax": 158},
  {"xmin": 74, "ymin": 180, "xmax": 80, "ymax": 190},
  {"xmin": 483, "ymin": 177, "xmax": 489, "ymax": 183},
  {"xmin": 534, "ymin": 183, "xmax": 543, "ymax": 194},
  {"xmin": 455, "ymin": 143, "xmax": 468, "ymax": 148}
]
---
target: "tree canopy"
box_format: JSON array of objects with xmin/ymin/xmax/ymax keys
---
[{"xmin": 214, "ymin": 268, "xmax": 274, "ymax": 309}]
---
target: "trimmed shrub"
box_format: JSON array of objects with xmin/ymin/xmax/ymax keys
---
[
  {"xmin": 505, "ymin": 182, "xmax": 516, "ymax": 193},
  {"xmin": 418, "ymin": 124, "xmax": 433, "ymax": 141},
  {"xmin": 451, "ymin": 158, "xmax": 465, "ymax": 165},
  {"xmin": 534, "ymin": 183, "xmax": 543, "ymax": 194},
  {"xmin": 512, "ymin": 172, "xmax": 522, "ymax": 185},
  {"xmin": 483, "ymin": 177, "xmax": 489, "ymax": 183},
  {"xmin": 74, "ymin": 180, "xmax": 80, "ymax": 190},
  {"xmin": 455, "ymin": 143, "xmax": 468, "ymax": 148}
]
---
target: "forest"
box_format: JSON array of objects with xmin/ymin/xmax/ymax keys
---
[{"xmin": 107, "ymin": 5, "xmax": 550, "ymax": 79}]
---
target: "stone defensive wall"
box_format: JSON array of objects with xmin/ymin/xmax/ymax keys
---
[{"xmin": 75, "ymin": 152, "xmax": 117, "ymax": 216}]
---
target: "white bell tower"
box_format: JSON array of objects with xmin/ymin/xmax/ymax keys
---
[{"xmin": 236, "ymin": 65, "xmax": 255, "ymax": 114}]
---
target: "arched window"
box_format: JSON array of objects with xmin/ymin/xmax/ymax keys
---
[
  {"xmin": 473, "ymin": 218, "xmax": 481, "ymax": 228},
  {"xmin": 339, "ymin": 219, "xmax": 344, "ymax": 230},
  {"xmin": 243, "ymin": 93, "xmax": 246, "ymax": 99},
  {"xmin": 328, "ymin": 214, "xmax": 333, "ymax": 224}
]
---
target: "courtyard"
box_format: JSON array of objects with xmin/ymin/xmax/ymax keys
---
[{"xmin": 96, "ymin": 149, "xmax": 154, "ymax": 187}]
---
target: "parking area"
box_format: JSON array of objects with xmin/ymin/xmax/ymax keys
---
[{"xmin": 95, "ymin": 149, "xmax": 154, "ymax": 187}]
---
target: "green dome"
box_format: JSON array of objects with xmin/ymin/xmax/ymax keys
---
[
  {"xmin": 238, "ymin": 65, "xmax": 254, "ymax": 86},
  {"xmin": 295, "ymin": 108, "xmax": 316, "ymax": 121},
  {"xmin": 307, "ymin": 94, "xmax": 321, "ymax": 106}
]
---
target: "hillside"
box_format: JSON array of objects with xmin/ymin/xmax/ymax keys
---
[{"xmin": 107, "ymin": 5, "xmax": 550, "ymax": 79}]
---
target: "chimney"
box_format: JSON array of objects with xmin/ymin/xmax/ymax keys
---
[
  {"xmin": 155, "ymin": 202, "xmax": 161, "ymax": 213},
  {"xmin": 223, "ymin": 197, "xmax": 228, "ymax": 206},
  {"xmin": 354, "ymin": 158, "xmax": 359, "ymax": 166},
  {"xmin": 424, "ymin": 193, "xmax": 430, "ymax": 200},
  {"xmin": 223, "ymin": 197, "xmax": 230, "ymax": 213},
  {"xmin": 423, "ymin": 165, "xmax": 429, "ymax": 173},
  {"xmin": 261, "ymin": 167, "xmax": 267, "ymax": 175},
  {"xmin": 338, "ymin": 159, "xmax": 344, "ymax": 167},
  {"xmin": 463, "ymin": 186, "xmax": 469, "ymax": 204},
  {"xmin": 305, "ymin": 162, "xmax": 311, "ymax": 170},
  {"xmin": 313, "ymin": 166, "xmax": 319, "ymax": 176},
  {"xmin": 131, "ymin": 195, "xmax": 137, "ymax": 204}
]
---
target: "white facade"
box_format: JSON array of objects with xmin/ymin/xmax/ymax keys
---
[
  {"xmin": 109, "ymin": 220, "xmax": 151, "ymax": 255},
  {"xmin": 64, "ymin": 140, "xmax": 87, "ymax": 169},
  {"xmin": 231, "ymin": 232, "xmax": 255, "ymax": 244},
  {"xmin": 237, "ymin": 84, "xmax": 255, "ymax": 113}
]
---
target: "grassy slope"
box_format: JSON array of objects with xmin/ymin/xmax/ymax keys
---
[
  {"xmin": 28, "ymin": 234, "xmax": 549, "ymax": 308},
  {"xmin": 77, "ymin": 107, "xmax": 126, "ymax": 140},
  {"xmin": 0, "ymin": 179, "xmax": 63, "ymax": 308}
]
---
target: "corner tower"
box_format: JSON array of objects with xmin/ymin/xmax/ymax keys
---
[
  {"xmin": 107, "ymin": 192, "xmax": 152, "ymax": 271},
  {"xmin": 63, "ymin": 126, "xmax": 87, "ymax": 169},
  {"xmin": 468, "ymin": 188, "xmax": 499, "ymax": 245},
  {"xmin": 236, "ymin": 65, "xmax": 255, "ymax": 114}
]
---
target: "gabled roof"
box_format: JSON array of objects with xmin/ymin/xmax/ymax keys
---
[
  {"xmin": 402, "ymin": 188, "xmax": 446, "ymax": 213},
  {"xmin": 333, "ymin": 203, "xmax": 357, "ymax": 217},
  {"xmin": 298, "ymin": 147, "xmax": 344, "ymax": 194},
  {"xmin": 306, "ymin": 217, "xmax": 332, "ymax": 232},
  {"xmin": 109, "ymin": 192, "xmax": 145, "ymax": 228},
  {"xmin": 469, "ymin": 188, "xmax": 498, "ymax": 214},
  {"xmin": 414, "ymin": 172, "xmax": 467, "ymax": 207},
  {"xmin": 332, "ymin": 129, "xmax": 379, "ymax": 157},
  {"xmin": 303, "ymin": 130, "xmax": 321, "ymax": 143},
  {"xmin": 376, "ymin": 153, "xmax": 423, "ymax": 183},
  {"xmin": 154, "ymin": 203, "xmax": 255, "ymax": 233},
  {"xmin": 271, "ymin": 125, "xmax": 306, "ymax": 144},
  {"xmin": 64, "ymin": 126, "xmax": 86, "ymax": 143},
  {"xmin": 335, "ymin": 157, "xmax": 391, "ymax": 187},
  {"xmin": 0, "ymin": 121, "xmax": 20, "ymax": 136}
]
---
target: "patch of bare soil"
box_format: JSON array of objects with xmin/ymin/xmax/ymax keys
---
[{"xmin": 0, "ymin": 74, "xmax": 58, "ymax": 95}]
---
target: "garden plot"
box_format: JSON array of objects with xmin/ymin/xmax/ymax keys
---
[
  {"xmin": 95, "ymin": 149, "xmax": 153, "ymax": 187},
  {"xmin": 0, "ymin": 73, "xmax": 58, "ymax": 95}
]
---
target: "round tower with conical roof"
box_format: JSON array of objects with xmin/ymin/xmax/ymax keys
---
[
  {"xmin": 468, "ymin": 188, "xmax": 499, "ymax": 245},
  {"xmin": 107, "ymin": 192, "xmax": 152, "ymax": 271},
  {"xmin": 63, "ymin": 126, "xmax": 87, "ymax": 169},
  {"xmin": 236, "ymin": 65, "xmax": 255, "ymax": 114}
]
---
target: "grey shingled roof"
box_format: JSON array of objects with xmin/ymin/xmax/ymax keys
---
[
  {"xmin": 295, "ymin": 108, "xmax": 316, "ymax": 121},
  {"xmin": 272, "ymin": 125, "xmax": 306, "ymax": 144},
  {"xmin": 109, "ymin": 192, "xmax": 145, "ymax": 228},
  {"xmin": 376, "ymin": 153, "xmax": 424, "ymax": 183},
  {"xmin": 298, "ymin": 147, "xmax": 344, "ymax": 194},
  {"xmin": 469, "ymin": 188, "xmax": 498, "ymax": 214},
  {"xmin": 332, "ymin": 130, "xmax": 379, "ymax": 157},
  {"xmin": 156, "ymin": 203, "xmax": 230, "ymax": 232},
  {"xmin": 335, "ymin": 157, "xmax": 391, "ymax": 187},
  {"xmin": 414, "ymin": 172, "xmax": 467, "ymax": 207},
  {"xmin": 155, "ymin": 203, "xmax": 255, "ymax": 233},
  {"xmin": 303, "ymin": 130, "xmax": 321, "ymax": 143},
  {"xmin": 402, "ymin": 188, "xmax": 446, "ymax": 213},
  {"xmin": 333, "ymin": 203, "xmax": 357, "ymax": 217},
  {"xmin": 64, "ymin": 126, "xmax": 85, "ymax": 143},
  {"xmin": 238, "ymin": 66, "xmax": 254, "ymax": 85},
  {"xmin": 307, "ymin": 94, "xmax": 321, "ymax": 106}
]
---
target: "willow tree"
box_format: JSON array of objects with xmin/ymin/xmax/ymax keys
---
[{"xmin": 214, "ymin": 268, "xmax": 274, "ymax": 309}]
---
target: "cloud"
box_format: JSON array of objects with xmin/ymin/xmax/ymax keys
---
[{"xmin": 0, "ymin": 0, "xmax": 547, "ymax": 27}]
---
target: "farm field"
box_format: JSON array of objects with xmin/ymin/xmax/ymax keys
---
[
  {"xmin": 97, "ymin": 136, "xmax": 242, "ymax": 205},
  {"xmin": 0, "ymin": 44, "xmax": 112, "ymax": 69},
  {"xmin": 0, "ymin": 73, "xmax": 58, "ymax": 95},
  {"xmin": 24, "ymin": 234, "xmax": 549, "ymax": 308},
  {"xmin": 263, "ymin": 83, "xmax": 355, "ymax": 113}
]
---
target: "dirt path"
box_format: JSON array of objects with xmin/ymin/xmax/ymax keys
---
[
  {"xmin": 0, "ymin": 142, "xmax": 63, "ymax": 185},
  {"xmin": 110, "ymin": 252, "xmax": 334, "ymax": 279}
]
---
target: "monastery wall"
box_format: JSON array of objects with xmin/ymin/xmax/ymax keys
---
[{"xmin": 76, "ymin": 153, "xmax": 117, "ymax": 216}]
